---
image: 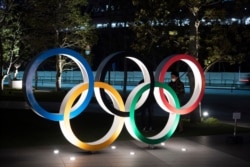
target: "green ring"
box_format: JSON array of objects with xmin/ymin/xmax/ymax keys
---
[{"xmin": 129, "ymin": 82, "xmax": 180, "ymax": 144}]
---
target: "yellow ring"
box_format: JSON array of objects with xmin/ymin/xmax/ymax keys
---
[{"xmin": 59, "ymin": 82, "xmax": 125, "ymax": 151}]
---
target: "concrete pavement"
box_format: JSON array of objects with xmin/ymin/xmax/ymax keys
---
[
  {"xmin": 1, "ymin": 100, "xmax": 250, "ymax": 167},
  {"xmin": 1, "ymin": 134, "xmax": 250, "ymax": 167}
]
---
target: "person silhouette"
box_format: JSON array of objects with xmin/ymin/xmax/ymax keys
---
[
  {"xmin": 138, "ymin": 79, "xmax": 154, "ymax": 132},
  {"xmin": 168, "ymin": 71, "xmax": 185, "ymax": 100},
  {"xmin": 168, "ymin": 71, "xmax": 185, "ymax": 132}
]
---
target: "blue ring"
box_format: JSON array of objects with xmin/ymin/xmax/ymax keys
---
[{"xmin": 23, "ymin": 48, "xmax": 94, "ymax": 121}]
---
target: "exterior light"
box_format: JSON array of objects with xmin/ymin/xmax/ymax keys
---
[
  {"xmin": 231, "ymin": 18, "xmax": 237, "ymax": 22},
  {"xmin": 85, "ymin": 45, "xmax": 91, "ymax": 55},
  {"xmin": 130, "ymin": 152, "xmax": 135, "ymax": 155},
  {"xmin": 203, "ymin": 111, "xmax": 209, "ymax": 117},
  {"xmin": 169, "ymin": 31, "xmax": 178, "ymax": 36},
  {"xmin": 53, "ymin": 149, "xmax": 59, "ymax": 154},
  {"xmin": 181, "ymin": 148, "xmax": 187, "ymax": 152}
]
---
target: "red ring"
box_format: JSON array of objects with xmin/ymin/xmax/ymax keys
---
[{"xmin": 156, "ymin": 54, "xmax": 205, "ymax": 115}]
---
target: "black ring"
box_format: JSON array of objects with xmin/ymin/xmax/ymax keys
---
[{"xmin": 95, "ymin": 51, "xmax": 155, "ymax": 117}]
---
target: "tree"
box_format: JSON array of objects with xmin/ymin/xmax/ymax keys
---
[
  {"xmin": 178, "ymin": 0, "xmax": 250, "ymax": 71},
  {"xmin": 179, "ymin": 0, "xmax": 250, "ymax": 122},
  {"xmin": 0, "ymin": 0, "xmax": 23, "ymax": 91},
  {"xmin": 202, "ymin": 0, "xmax": 249, "ymax": 72},
  {"xmin": 131, "ymin": 0, "xmax": 173, "ymax": 67},
  {"xmin": 203, "ymin": 24, "xmax": 246, "ymax": 73},
  {"xmin": 22, "ymin": 0, "xmax": 98, "ymax": 91},
  {"xmin": 131, "ymin": 0, "xmax": 250, "ymax": 122}
]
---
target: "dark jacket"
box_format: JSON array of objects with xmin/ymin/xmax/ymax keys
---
[{"xmin": 168, "ymin": 79, "xmax": 185, "ymax": 99}]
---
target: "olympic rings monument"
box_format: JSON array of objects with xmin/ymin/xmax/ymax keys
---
[{"xmin": 23, "ymin": 48, "xmax": 205, "ymax": 151}]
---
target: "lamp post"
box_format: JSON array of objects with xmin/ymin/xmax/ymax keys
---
[
  {"xmin": 85, "ymin": 45, "xmax": 91, "ymax": 56},
  {"xmin": 13, "ymin": 62, "xmax": 21, "ymax": 80},
  {"xmin": 85, "ymin": 45, "xmax": 92, "ymax": 67}
]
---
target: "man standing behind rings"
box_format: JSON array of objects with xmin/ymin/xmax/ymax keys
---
[
  {"xmin": 168, "ymin": 71, "xmax": 185, "ymax": 132},
  {"xmin": 168, "ymin": 71, "xmax": 185, "ymax": 101}
]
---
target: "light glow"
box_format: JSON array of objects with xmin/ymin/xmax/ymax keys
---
[
  {"xmin": 203, "ymin": 111, "xmax": 209, "ymax": 117},
  {"xmin": 130, "ymin": 152, "xmax": 135, "ymax": 155},
  {"xmin": 181, "ymin": 148, "xmax": 187, "ymax": 152},
  {"xmin": 53, "ymin": 149, "xmax": 59, "ymax": 154},
  {"xmin": 111, "ymin": 146, "xmax": 116, "ymax": 149}
]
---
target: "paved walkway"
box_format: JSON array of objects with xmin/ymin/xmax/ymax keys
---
[
  {"xmin": 1, "ymin": 101, "xmax": 250, "ymax": 167},
  {"xmin": 1, "ymin": 134, "xmax": 250, "ymax": 167}
]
